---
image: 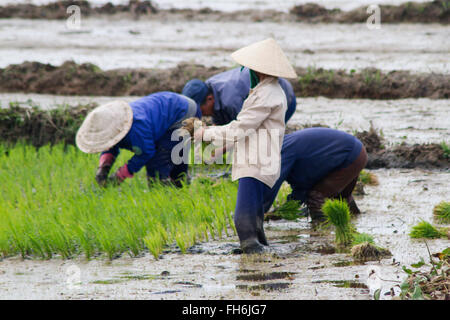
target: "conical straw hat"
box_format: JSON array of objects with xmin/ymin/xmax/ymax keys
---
[
  {"xmin": 231, "ymin": 38, "xmax": 298, "ymax": 79},
  {"xmin": 76, "ymin": 100, "xmax": 133, "ymax": 154}
]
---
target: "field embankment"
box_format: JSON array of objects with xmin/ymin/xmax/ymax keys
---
[
  {"xmin": 0, "ymin": 0, "xmax": 448, "ymax": 24},
  {"xmin": 1, "ymin": 61, "xmax": 449, "ymax": 99}
]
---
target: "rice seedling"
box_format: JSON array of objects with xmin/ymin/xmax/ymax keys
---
[
  {"xmin": 350, "ymin": 232, "xmax": 391, "ymax": 261},
  {"xmin": 0, "ymin": 143, "xmax": 238, "ymax": 260},
  {"xmin": 272, "ymin": 200, "xmax": 302, "ymax": 221},
  {"xmin": 433, "ymin": 201, "xmax": 450, "ymax": 223},
  {"xmin": 321, "ymin": 198, "xmax": 355, "ymax": 247},
  {"xmin": 358, "ymin": 170, "xmax": 379, "ymax": 186},
  {"xmin": 409, "ymin": 221, "xmax": 447, "ymax": 239},
  {"xmin": 351, "ymin": 232, "xmax": 375, "ymax": 246}
]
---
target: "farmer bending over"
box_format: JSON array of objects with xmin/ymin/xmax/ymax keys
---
[
  {"xmin": 182, "ymin": 66, "xmax": 297, "ymax": 125},
  {"xmin": 263, "ymin": 127, "xmax": 368, "ymax": 226},
  {"xmin": 75, "ymin": 92, "xmax": 204, "ymax": 186},
  {"xmin": 195, "ymin": 38, "xmax": 297, "ymax": 254}
]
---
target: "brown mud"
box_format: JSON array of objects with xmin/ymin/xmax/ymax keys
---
[
  {"xmin": 0, "ymin": 104, "xmax": 94, "ymax": 148},
  {"xmin": 1, "ymin": 61, "xmax": 449, "ymax": 99},
  {"xmin": 355, "ymin": 127, "xmax": 449, "ymax": 169},
  {"xmin": 0, "ymin": 1, "xmax": 448, "ymax": 24},
  {"xmin": 290, "ymin": 1, "xmax": 450, "ymax": 24}
]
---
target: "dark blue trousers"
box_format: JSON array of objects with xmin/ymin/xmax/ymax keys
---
[
  {"xmin": 234, "ymin": 177, "xmax": 270, "ymax": 246},
  {"xmin": 285, "ymin": 96, "xmax": 297, "ymax": 123},
  {"xmin": 145, "ymin": 130, "xmax": 188, "ymax": 185}
]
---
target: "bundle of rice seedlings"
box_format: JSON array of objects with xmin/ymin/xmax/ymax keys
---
[
  {"xmin": 409, "ymin": 221, "xmax": 447, "ymax": 239},
  {"xmin": 358, "ymin": 170, "xmax": 379, "ymax": 186},
  {"xmin": 321, "ymin": 198, "xmax": 355, "ymax": 246},
  {"xmin": 433, "ymin": 201, "xmax": 450, "ymax": 223}
]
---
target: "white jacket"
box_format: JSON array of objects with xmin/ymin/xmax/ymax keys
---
[{"xmin": 204, "ymin": 76, "xmax": 287, "ymax": 187}]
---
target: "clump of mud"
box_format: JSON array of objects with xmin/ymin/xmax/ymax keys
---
[
  {"xmin": 291, "ymin": 1, "xmax": 450, "ymax": 24},
  {"xmin": 354, "ymin": 125, "xmax": 449, "ymax": 169},
  {"xmin": 367, "ymin": 143, "xmax": 450, "ymax": 170},
  {"xmin": 0, "ymin": 0, "xmax": 158, "ymax": 19},
  {"xmin": 351, "ymin": 242, "xmax": 392, "ymax": 262},
  {"xmin": 2, "ymin": 61, "xmax": 449, "ymax": 100},
  {"xmin": 0, "ymin": 0, "xmax": 448, "ymax": 24},
  {"xmin": 355, "ymin": 125, "xmax": 384, "ymax": 154}
]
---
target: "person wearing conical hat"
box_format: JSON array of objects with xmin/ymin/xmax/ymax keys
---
[
  {"xmin": 262, "ymin": 128, "xmax": 368, "ymax": 223},
  {"xmin": 76, "ymin": 91, "xmax": 203, "ymax": 186},
  {"xmin": 194, "ymin": 38, "xmax": 298, "ymax": 254},
  {"xmin": 181, "ymin": 67, "xmax": 297, "ymax": 125}
]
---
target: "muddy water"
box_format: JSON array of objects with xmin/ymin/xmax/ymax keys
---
[
  {"xmin": 0, "ymin": 169, "xmax": 448, "ymax": 299},
  {"xmin": 2, "ymin": 93, "xmax": 448, "ymax": 145},
  {"xmin": 1, "ymin": 18, "xmax": 448, "ymax": 73},
  {"xmin": 1, "ymin": 0, "xmax": 435, "ymax": 12},
  {"xmin": 291, "ymin": 97, "xmax": 450, "ymax": 145}
]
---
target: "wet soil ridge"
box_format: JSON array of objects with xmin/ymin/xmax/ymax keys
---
[
  {"xmin": 290, "ymin": 1, "xmax": 450, "ymax": 24},
  {"xmin": 366, "ymin": 143, "xmax": 449, "ymax": 169},
  {"xmin": 0, "ymin": 104, "xmax": 94, "ymax": 148},
  {"xmin": 0, "ymin": 1, "xmax": 448, "ymax": 24},
  {"xmin": 354, "ymin": 127, "xmax": 449, "ymax": 169},
  {"xmin": 0, "ymin": 1, "xmax": 158, "ymax": 19},
  {"xmin": 0, "ymin": 105, "xmax": 448, "ymax": 170},
  {"xmin": 2, "ymin": 61, "xmax": 449, "ymax": 99}
]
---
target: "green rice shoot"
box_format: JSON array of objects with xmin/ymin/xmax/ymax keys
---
[
  {"xmin": 433, "ymin": 201, "xmax": 450, "ymax": 223},
  {"xmin": 0, "ymin": 143, "xmax": 238, "ymax": 260},
  {"xmin": 351, "ymin": 232, "xmax": 375, "ymax": 246},
  {"xmin": 321, "ymin": 198, "xmax": 355, "ymax": 246},
  {"xmin": 409, "ymin": 221, "xmax": 446, "ymax": 239}
]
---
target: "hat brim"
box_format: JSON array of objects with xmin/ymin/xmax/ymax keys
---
[
  {"xmin": 231, "ymin": 38, "xmax": 298, "ymax": 79},
  {"xmin": 76, "ymin": 101, "xmax": 133, "ymax": 154}
]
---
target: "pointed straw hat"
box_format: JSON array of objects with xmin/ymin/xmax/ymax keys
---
[
  {"xmin": 231, "ymin": 38, "xmax": 298, "ymax": 79},
  {"xmin": 76, "ymin": 100, "xmax": 133, "ymax": 154}
]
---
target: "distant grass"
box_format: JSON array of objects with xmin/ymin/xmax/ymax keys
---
[
  {"xmin": 0, "ymin": 143, "xmax": 238, "ymax": 260},
  {"xmin": 409, "ymin": 221, "xmax": 446, "ymax": 239},
  {"xmin": 433, "ymin": 201, "xmax": 450, "ymax": 223}
]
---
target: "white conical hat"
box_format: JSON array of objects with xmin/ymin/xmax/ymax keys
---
[
  {"xmin": 76, "ymin": 100, "xmax": 133, "ymax": 154},
  {"xmin": 231, "ymin": 38, "xmax": 298, "ymax": 79}
]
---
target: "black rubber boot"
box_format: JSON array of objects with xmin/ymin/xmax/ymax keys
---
[
  {"xmin": 306, "ymin": 190, "xmax": 327, "ymax": 222},
  {"xmin": 256, "ymin": 215, "xmax": 268, "ymax": 246},
  {"xmin": 240, "ymin": 238, "xmax": 268, "ymax": 254},
  {"xmin": 347, "ymin": 197, "xmax": 361, "ymax": 215}
]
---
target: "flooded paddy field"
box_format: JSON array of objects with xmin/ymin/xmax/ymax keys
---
[
  {"xmin": 0, "ymin": 18, "xmax": 448, "ymax": 73},
  {"xmin": 0, "ymin": 0, "xmax": 448, "ymax": 301},
  {"xmin": 0, "ymin": 90, "xmax": 448, "ymax": 299},
  {"xmin": 0, "ymin": 169, "xmax": 447, "ymax": 300}
]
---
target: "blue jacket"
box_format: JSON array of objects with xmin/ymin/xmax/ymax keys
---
[
  {"xmin": 103, "ymin": 92, "xmax": 201, "ymax": 174},
  {"xmin": 263, "ymin": 128, "xmax": 363, "ymax": 212},
  {"xmin": 206, "ymin": 67, "xmax": 297, "ymax": 125}
]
